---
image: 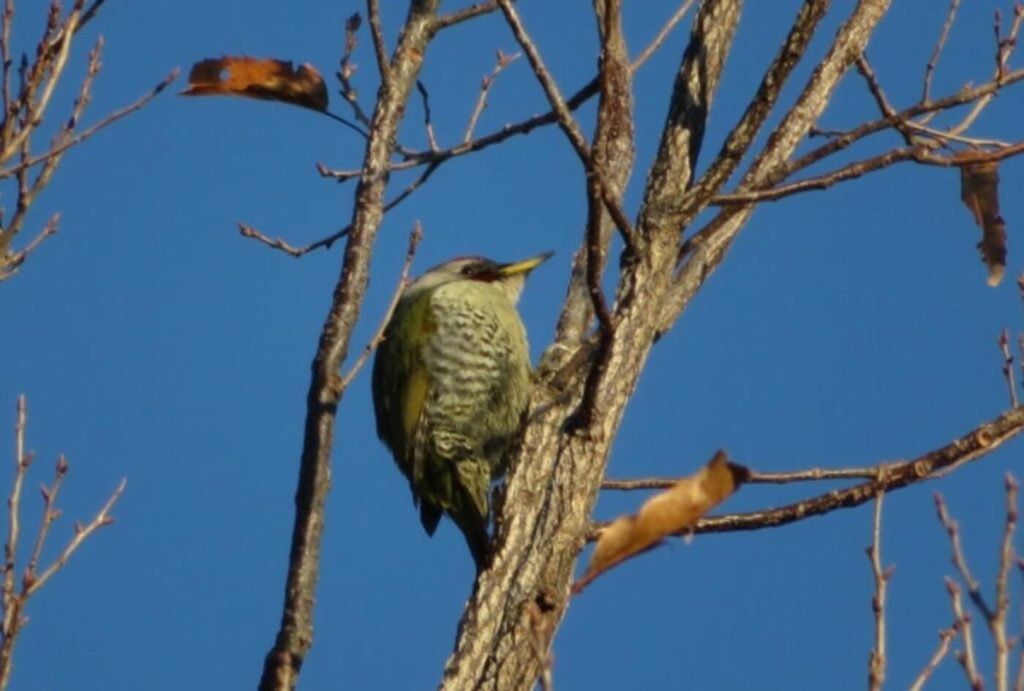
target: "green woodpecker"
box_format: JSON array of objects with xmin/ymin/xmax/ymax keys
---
[{"xmin": 372, "ymin": 251, "xmax": 552, "ymax": 568}]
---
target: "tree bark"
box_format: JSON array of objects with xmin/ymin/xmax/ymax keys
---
[{"xmin": 439, "ymin": 1, "xmax": 891, "ymax": 689}]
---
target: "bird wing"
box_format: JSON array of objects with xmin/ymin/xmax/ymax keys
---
[{"xmin": 371, "ymin": 293, "xmax": 435, "ymax": 484}]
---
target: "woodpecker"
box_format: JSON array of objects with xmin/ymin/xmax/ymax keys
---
[{"xmin": 371, "ymin": 251, "xmax": 552, "ymax": 568}]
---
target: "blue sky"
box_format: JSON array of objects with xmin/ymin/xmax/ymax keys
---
[{"xmin": 2, "ymin": 1, "xmax": 1024, "ymax": 689}]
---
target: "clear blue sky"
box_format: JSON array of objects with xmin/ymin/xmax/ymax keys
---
[{"xmin": 2, "ymin": 1, "xmax": 1023, "ymax": 689}]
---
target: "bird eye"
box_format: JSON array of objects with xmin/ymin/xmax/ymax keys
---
[{"xmin": 461, "ymin": 264, "xmax": 478, "ymax": 277}]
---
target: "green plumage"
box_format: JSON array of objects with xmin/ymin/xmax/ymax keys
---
[{"xmin": 371, "ymin": 253, "xmax": 550, "ymax": 568}]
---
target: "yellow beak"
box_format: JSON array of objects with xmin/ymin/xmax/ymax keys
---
[{"xmin": 498, "ymin": 251, "xmax": 554, "ymax": 277}]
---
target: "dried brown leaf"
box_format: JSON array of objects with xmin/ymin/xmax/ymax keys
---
[
  {"xmin": 181, "ymin": 57, "xmax": 328, "ymax": 112},
  {"xmin": 573, "ymin": 450, "xmax": 748, "ymax": 594},
  {"xmin": 960, "ymin": 160, "xmax": 1007, "ymax": 287}
]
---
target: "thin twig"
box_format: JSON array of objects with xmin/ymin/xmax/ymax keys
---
[
  {"xmin": 855, "ymin": 53, "xmax": 917, "ymax": 147},
  {"xmin": 0, "ymin": 8, "xmax": 79, "ymax": 164},
  {"xmin": 495, "ymin": 0, "xmax": 636, "ymax": 251},
  {"xmin": 432, "ymin": 1, "xmax": 499, "ymax": 32},
  {"xmin": 935, "ymin": 493, "xmax": 995, "ymax": 623},
  {"xmin": 947, "ymin": 6, "xmax": 1024, "ymax": 137},
  {"xmin": 630, "ymin": 0, "xmax": 696, "ymax": 71},
  {"xmin": 710, "ymin": 140, "xmax": 1024, "ymax": 206},
  {"xmin": 0, "ymin": 213, "xmax": 58, "ymax": 282},
  {"xmin": 772, "ymin": 66, "xmax": 1024, "ymax": 189},
  {"xmin": 0, "ymin": 396, "xmax": 125, "ymax": 690},
  {"xmin": 463, "ymin": 49, "xmax": 519, "ymax": 144},
  {"xmin": 25, "ymin": 477, "xmax": 125, "ymax": 596},
  {"xmin": 242, "ymin": 160, "xmax": 440, "ymax": 259},
  {"xmin": 1001, "ymin": 328, "xmax": 1019, "ymax": 408},
  {"xmin": 595, "ymin": 407, "xmax": 1024, "ymax": 538},
  {"xmin": 338, "ymin": 222, "xmax": 422, "ymax": 392},
  {"xmin": 867, "ymin": 488, "xmax": 890, "ymax": 691},
  {"xmin": 238, "ymin": 223, "xmax": 350, "ymax": 258},
  {"xmin": 2, "ymin": 396, "xmax": 28, "ymax": 632},
  {"xmin": 0, "ymin": 69, "xmax": 178, "ymax": 180},
  {"xmin": 694, "ymin": 409, "xmax": 1024, "ymax": 534},
  {"xmin": 603, "ymin": 465, "xmax": 884, "ymax": 490},
  {"xmin": 909, "ymin": 627, "xmax": 956, "ymax": 691},
  {"xmin": 337, "ymin": 13, "xmax": 373, "ymax": 129},
  {"xmin": 923, "ymin": 0, "xmax": 961, "ymax": 105},
  {"xmin": 416, "ymin": 80, "xmax": 439, "ymax": 151},
  {"xmin": 24, "ymin": 456, "xmax": 69, "ymax": 582},
  {"xmin": 948, "ymin": 578, "xmax": 985, "ymax": 691},
  {"xmin": 994, "ymin": 473, "xmax": 1018, "ymax": 691},
  {"xmin": 367, "ymin": 0, "xmax": 390, "ymax": 85}
]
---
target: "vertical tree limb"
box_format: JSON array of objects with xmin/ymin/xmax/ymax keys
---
[
  {"xmin": 440, "ymin": 3, "xmax": 742, "ymax": 689},
  {"xmin": 257, "ymin": 3, "xmax": 440, "ymax": 689}
]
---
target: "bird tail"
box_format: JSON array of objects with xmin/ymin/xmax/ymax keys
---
[
  {"xmin": 417, "ymin": 454, "xmax": 493, "ymax": 570},
  {"xmin": 420, "ymin": 502, "xmax": 443, "ymax": 536},
  {"xmin": 451, "ymin": 458, "xmax": 492, "ymax": 570},
  {"xmin": 448, "ymin": 491, "xmax": 491, "ymax": 571}
]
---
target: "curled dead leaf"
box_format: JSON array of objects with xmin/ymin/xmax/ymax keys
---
[
  {"xmin": 959, "ymin": 160, "xmax": 1007, "ymax": 287},
  {"xmin": 182, "ymin": 56, "xmax": 328, "ymax": 112},
  {"xmin": 573, "ymin": 450, "xmax": 748, "ymax": 595}
]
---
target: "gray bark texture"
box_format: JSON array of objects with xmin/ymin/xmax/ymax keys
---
[{"xmin": 440, "ymin": 1, "xmax": 891, "ymax": 689}]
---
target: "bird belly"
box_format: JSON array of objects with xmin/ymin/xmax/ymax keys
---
[{"xmin": 422, "ymin": 292, "xmax": 530, "ymax": 469}]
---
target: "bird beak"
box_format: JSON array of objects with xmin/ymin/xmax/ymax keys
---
[{"xmin": 498, "ymin": 251, "xmax": 554, "ymax": 277}]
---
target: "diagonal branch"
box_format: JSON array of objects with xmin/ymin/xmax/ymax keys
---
[
  {"xmin": 691, "ymin": 405, "xmax": 1024, "ymax": 535},
  {"xmin": 631, "ymin": 1, "xmax": 696, "ymax": 71},
  {"xmin": 495, "ymin": 0, "xmax": 636, "ymax": 250},
  {"xmin": 661, "ymin": 0, "xmax": 892, "ymax": 333},
  {"xmin": 672, "ymin": 0, "xmax": 830, "ymax": 235},
  {"xmin": 367, "ymin": 0, "xmax": 391, "ymax": 85}
]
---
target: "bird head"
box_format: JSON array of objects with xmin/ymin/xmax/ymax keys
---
[{"xmin": 405, "ymin": 251, "xmax": 553, "ymax": 304}]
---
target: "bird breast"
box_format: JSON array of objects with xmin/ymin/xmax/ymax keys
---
[{"xmin": 422, "ymin": 282, "xmax": 531, "ymax": 459}]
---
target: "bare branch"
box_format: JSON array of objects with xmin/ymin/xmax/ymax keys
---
[
  {"xmin": 0, "ymin": 213, "xmax": 58, "ymax": 282},
  {"xmin": 239, "ymin": 223, "xmax": 350, "ymax": 258},
  {"xmin": 948, "ymin": 578, "xmax": 984, "ymax": 691},
  {"xmin": 709, "ymin": 140, "xmax": 1024, "ymax": 206},
  {"xmin": 0, "ymin": 2, "xmax": 171, "ymax": 280},
  {"xmin": 994, "ymin": 473, "xmax": 1018, "ymax": 691},
  {"xmin": 639, "ymin": 0, "xmax": 745, "ymax": 242},
  {"xmin": 0, "ymin": 68, "xmax": 178, "ymax": 181},
  {"xmin": 495, "ymin": 0, "xmax": 636, "ymax": 250},
  {"xmin": 0, "ymin": 397, "xmax": 125, "ymax": 689},
  {"xmin": 935, "ymin": 493, "xmax": 995, "ymax": 622},
  {"xmin": 258, "ymin": 2, "xmax": 442, "ymax": 688},
  {"xmin": 0, "ymin": 8, "xmax": 79, "ymax": 164},
  {"xmin": 367, "ymin": 0, "xmax": 391, "ymax": 85},
  {"xmin": 415, "ymin": 80, "xmax": 439, "ymax": 151},
  {"xmin": 630, "ymin": 1, "xmax": 696, "ymax": 71},
  {"xmin": 463, "ymin": 49, "xmax": 519, "ymax": 143},
  {"xmin": 337, "ymin": 13, "xmax": 373, "ymax": 129},
  {"xmin": 604, "ymin": 464, "xmax": 886, "ymax": 490},
  {"xmin": 24, "ymin": 457, "xmax": 69, "ymax": 583},
  {"xmin": 923, "ymin": 0, "xmax": 961, "ymax": 105},
  {"xmin": 690, "ymin": 406, "xmax": 1024, "ymax": 536},
  {"xmin": 867, "ymin": 489, "xmax": 889, "ymax": 691},
  {"xmin": 26, "ymin": 477, "xmax": 125, "ymax": 597},
  {"xmin": 909, "ymin": 627, "xmax": 956, "ymax": 691},
  {"xmin": 244, "ymin": 158, "xmax": 441, "ymax": 259},
  {"xmin": 337, "ymin": 222, "xmax": 422, "ymax": 392},
  {"xmin": 432, "ymin": 1, "xmax": 498, "ymax": 32},
  {"xmin": 1001, "ymin": 329, "xmax": 1019, "ymax": 408},
  {"xmin": 948, "ymin": 4, "xmax": 1024, "ymax": 137}
]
